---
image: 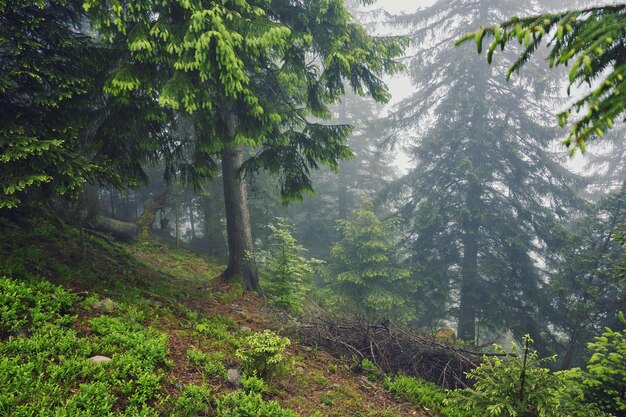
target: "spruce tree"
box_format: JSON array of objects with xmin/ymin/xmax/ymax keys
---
[
  {"xmin": 84, "ymin": 0, "xmax": 406, "ymax": 291},
  {"xmin": 385, "ymin": 0, "xmax": 580, "ymax": 343},
  {"xmin": 460, "ymin": 3, "xmax": 626, "ymax": 152},
  {"xmin": 329, "ymin": 199, "xmax": 412, "ymax": 323}
]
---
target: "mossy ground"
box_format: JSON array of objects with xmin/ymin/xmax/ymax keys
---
[{"xmin": 0, "ymin": 212, "xmax": 427, "ymax": 416}]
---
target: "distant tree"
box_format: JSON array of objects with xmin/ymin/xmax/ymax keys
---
[
  {"xmin": 459, "ymin": 4, "xmax": 626, "ymax": 153},
  {"xmin": 385, "ymin": 0, "xmax": 581, "ymax": 343},
  {"xmin": 329, "ymin": 199, "xmax": 413, "ymax": 323},
  {"xmin": 85, "ymin": 0, "xmax": 406, "ymax": 292},
  {"xmin": 547, "ymin": 184, "xmax": 626, "ymax": 368}
]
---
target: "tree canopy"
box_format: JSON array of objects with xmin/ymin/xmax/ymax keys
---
[
  {"xmin": 458, "ymin": 4, "xmax": 626, "ymax": 154},
  {"xmin": 84, "ymin": 0, "xmax": 407, "ymax": 198}
]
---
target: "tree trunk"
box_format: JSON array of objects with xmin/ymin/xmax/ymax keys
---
[
  {"xmin": 204, "ymin": 183, "xmax": 228, "ymax": 261},
  {"xmin": 188, "ymin": 200, "xmax": 196, "ymax": 240},
  {"xmin": 458, "ymin": 183, "xmax": 481, "ymax": 342},
  {"xmin": 175, "ymin": 196, "xmax": 180, "ymax": 249},
  {"xmin": 109, "ymin": 189, "xmax": 115, "ymax": 218},
  {"xmin": 220, "ymin": 144, "xmax": 260, "ymax": 291}
]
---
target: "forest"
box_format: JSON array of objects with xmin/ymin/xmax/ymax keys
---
[{"xmin": 1, "ymin": 0, "xmax": 625, "ymax": 416}]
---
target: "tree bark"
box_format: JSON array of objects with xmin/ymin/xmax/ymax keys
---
[
  {"xmin": 220, "ymin": 144, "xmax": 260, "ymax": 291},
  {"xmin": 203, "ymin": 183, "xmax": 228, "ymax": 261},
  {"xmin": 457, "ymin": 183, "xmax": 481, "ymax": 342},
  {"xmin": 188, "ymin": 200, "xmax": 196, "ymax": 240}
]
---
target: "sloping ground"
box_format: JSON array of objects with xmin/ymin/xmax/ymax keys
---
[{"xmin": 0, "ymin": 213, "xmax": 427, "ymax": 416}]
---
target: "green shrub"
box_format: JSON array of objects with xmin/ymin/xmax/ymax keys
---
[
  {"xmin": 235, "ymin": 330, "xmax": 290, "ymax": 381},
  {"xmin": 186, "ymin": 348, "xmax": 227, "ymax": 380},
  {"xmin": 89, "ymin": 316, "xmax": 169, "ymax": 367},
  {"xmin": 448, "ymin": 336, "xmax": 606, "ymax": 417},
  {"xmin": 0, "ymin": 278, "xmax": 169, "ymax": 416},
  {"xmin": 216, "ymin": 392, "xmax": 298, "ymax": 417},
  {"xmin": 0, "ymin": 277, "xmax": 76, "ymax": 338},
  {"xmin": 195, "ymin": 315, "xmax": 239, "ymax": 348},
  {"xmin": 581, "ymin": 312, "xmax": 626, "ymax": 417},
  {"xmin": 172, "ymin": 384, "xmax": 212, "ymax": 417},
  {"xmin": 384, "ymin": 375, "xmax": 460, "ymax": 417},
  {"xmin": 241, "ymin": 374, "xmax": 268, "ymax": 394}
]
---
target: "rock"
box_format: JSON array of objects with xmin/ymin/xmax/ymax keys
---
[
  {"xmin": 227, "ymin": 368, "xmax": 242, "ymax": 388},
  {"xmin": 240, "ymin": 326, "xmax": 252, "ymax": 332},
  {"xmin": 89, "ymin": 355, "xmax": 112, "ymax": 364},
  {"xmin": 93, "ymin": 298, "xmax": 118, "ymax": 313}
]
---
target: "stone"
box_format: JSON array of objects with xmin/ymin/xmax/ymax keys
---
[
  {"xmin": 227, "ymin": 368, "xmax": 242, "ymax": 388},
  {"xmin": 89, "ymin": 355, "xmax": 112, "ymax": 364},
  {"xmin": 240, "ymin": 326, "xmax": 252, "ymax": 332}
]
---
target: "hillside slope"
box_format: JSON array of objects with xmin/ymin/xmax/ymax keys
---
[{"xmin": 0, "ymin": 213, "xmax": 426, "ymax": 416}]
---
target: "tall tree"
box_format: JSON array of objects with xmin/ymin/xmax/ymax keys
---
[
  {"xmin": 1, "ymin": 1, "xmax": 168, "ymax": 210},
  {"xmin": 1, "ymin": 0, "xmax": 105, "ymax": 208},
  {"xmin": 460, "ymin": 3, "xmax": 626, "ymax": 153},
  {"xmin": 85, "ymin": 0, "xmax": 406, "ymax": 291},
  {"xmin": 385, "ymin": 0, "xmax": 580, "ymax": 343}
]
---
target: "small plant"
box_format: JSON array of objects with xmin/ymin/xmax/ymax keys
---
[
  {"xmin": 581, "ymin": 312, "xmax": 626, "ymax": 417},
  {"xmin": 241, "ymin": 374, "xmax": 268, "ymax": 394},
  {"xmin": 235, "ymin": 330, "xmax": 290, "ymax": 381},
  {"xmin": 216, "ymin": 392, "xmax": 298, "ymax": 417},
  {"xmin": 0, "ymin": 277, "xmax": 76, "ymax": 338},
  {"xmin": 384, "ymin": 375, "xmax": 458, "ymax": 416},
  {"xmin": 172, "ymin": 384, "xmax": 212, "ymax": 417},
  {"xmin": 448, "ymin": 335, "xmax": 606, "ymax": 417},
  {"xmin": 195, "ymin": 315, "xmax": 239, "ymax": 348},
  {"xmin": 360, "ymin": 358, "xmax": 380, "ymax": 381}
]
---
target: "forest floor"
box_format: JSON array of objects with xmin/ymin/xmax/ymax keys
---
[{"xmin": 0, "ymin": 213, "xmax": 430, "ymax": 416}]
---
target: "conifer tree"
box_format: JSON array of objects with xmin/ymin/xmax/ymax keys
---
[
  {"xmin": 548, "ymin": 184, "xmax": 626, "ymax": 368},
  {"xmin": 84, "ymin": 0, "xmax": 406, "ymax": 291},
  {"xmin": 385, "ymin": 0, "xmax": 580, "ymax": 343},
  {"xmin": 329, "ymin": 199, "xmax": 412, "ymax": 323},
  {"xmin": 1, "ymin": 0, "xmax": 106, "ymax": 207},
  {"xmin": 1, "ymin": 1, "xmax": 170, "ymax": 209},
  {"xmin": 460, "ymin": 3, "xmax": 626, "ymax": 153},
  {"xmin": 260, "ymin": 218, "xmax": 320, "ymax": 313}
]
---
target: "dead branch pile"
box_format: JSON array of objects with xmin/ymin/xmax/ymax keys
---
[{"xmin": 297, "ymin": 313, "xmax": 481, "ymax": 389}]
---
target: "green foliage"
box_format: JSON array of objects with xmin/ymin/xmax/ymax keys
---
[
  {"xmin": 329, "ymin": 199, "xmax": 413, "ymax": 322},
  {"xmin": 0, "ymin": 277, "xmax": 170, "ymax": 416},
  {"xmin": 0, "ymin": 0, "xmax": 155, "ymax": 208},
  {"xmin": 0, "ymin": 277, "xmax": 76, "ymax": 338},
  {"xmin": 0, "ymin": 0, "xmax": 95, "ymax": 207},
  {"xmin": 449, "ymin": 336, "xmax": 606, "ymax": 417},
  {"xmin": 186, "ymin": 348, "xmax": 227, "ymax": 380},
  {"xmin": 235, "ymin": 330, "xmax": 290, "ymax": 381},
  {"xmin": 241, "ymin": 374, "xmax": 268, "ymax": 395},
  {"xmin": 384, "ymin": 375, "xmax": 461, "ymax": 417},
  {"xmin": 259, "ymin": 218, "xmax": 321, "ymax": 313},
  {"xmin": 459, "ymin": 5, "xmax": 626, "ymax": 153},
  {"xmin": 548, "ymin": 186, "xmax": 626, "ymax": 368},
  {"xmin": 83, "ymin": 0, "xmax": 407, "ymax": 200},
  {"xmin": 172, "ymin": 384, "xmax": 212, "ymax": 417},
  {"xmin": 216, "ymin": 392, "xmax": 298, "ymax": 417},
  {"xmin": 582, "ymin": 313, "xmax": 626, "ymax": 416},
  {"xmin": 195, "ymin": 315, "xmax": 240, "ymax": 349}
]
